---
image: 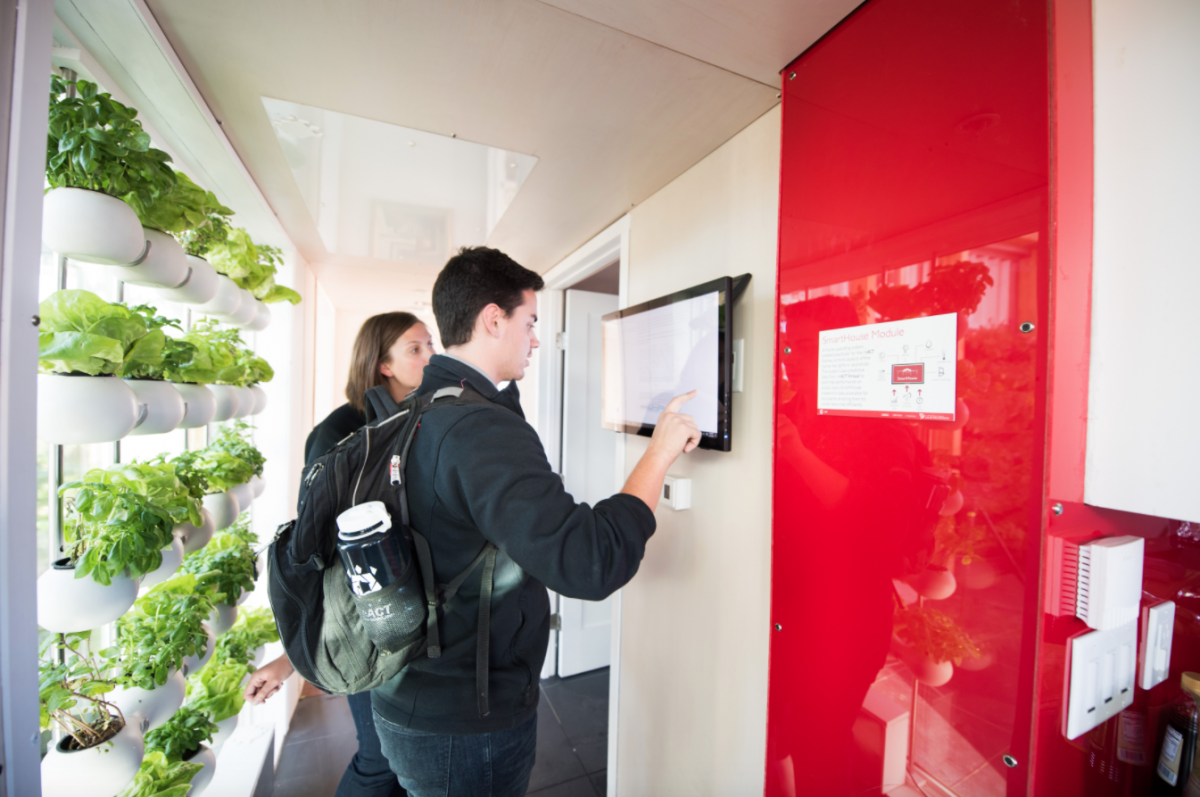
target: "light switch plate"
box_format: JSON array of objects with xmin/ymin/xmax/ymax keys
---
[
  {"xmin": 1139, "ymin": 600, "xmax": 1175, "ymax": 690},
  {"xmin": 732, "ymin": 339, "xmax": 745, "ymax": 393},
  {"xmin": 1064, "ymin": 621, "xmax": 1137, "ymax": 740}
]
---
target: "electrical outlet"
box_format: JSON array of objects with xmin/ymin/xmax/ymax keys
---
[
  {"xmin": 1076, "ymin": 536, "xmax": 1144, "ymax": 631},
  {"xmin": 1064, "ymin": 621, "xmax": 1137, "ymax": 740},
  {"xmin": 1139, "ymin": 601, "xmax": 1175, "ymax": 690}
]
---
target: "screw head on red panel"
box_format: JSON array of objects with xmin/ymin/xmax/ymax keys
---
[
  {"xmin": 1052, "ymin": 503, "xmax": 1064, "ymax": 515},
  {"xmin": 788, "ymin": 72, "xmax": 796, "ymax": 80},
  {"xmin": 774, "ymin": 623, "xmax": 783, "ymax": 631},
  {"xmin": 1003, "ymin": 755, "xmax": 1018, "ymax": 768},
  {"xmin": 1020, "ymin": 321, "xmax": 1035, "ymax": 333}
]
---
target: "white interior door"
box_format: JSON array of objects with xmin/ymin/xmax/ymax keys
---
[{"xmin": 557, "ymin": 288, "xmax": 620, "ymax": 677}]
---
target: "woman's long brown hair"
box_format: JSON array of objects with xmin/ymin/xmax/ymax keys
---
[{"xmin": 345, "ymin": 312, "xmax": 422, "ymax": 411}]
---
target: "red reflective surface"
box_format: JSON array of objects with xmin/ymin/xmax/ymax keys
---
[{"xmin": 767, "ymin": 1, "xmax": 1049, "ymax": 795}]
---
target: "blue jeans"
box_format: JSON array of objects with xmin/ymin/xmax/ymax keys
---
[
  {"xmin": 335, "ymin": 692, "xmax": 407, "ymax": 797},
  {"xmin": 372, "ymin": 711, "xmax": 538, "ymax": 797}
]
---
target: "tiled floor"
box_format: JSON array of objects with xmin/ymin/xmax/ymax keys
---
[{"xmin": 273, "ymin": 668, "xmax": 609, "ymax": 797}]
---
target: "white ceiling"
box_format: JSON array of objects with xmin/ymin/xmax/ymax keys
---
[{"xmin": 61, "ymin": 0, "xmax": 859, "ymax": 306}]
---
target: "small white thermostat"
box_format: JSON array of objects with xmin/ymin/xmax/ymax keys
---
[{"xmin": 662, "ymin": 475, "xmax": 691, "ymax": 511}]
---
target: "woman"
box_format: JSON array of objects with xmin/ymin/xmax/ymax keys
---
[{"xmin": 245, "ymin": 311, "xmax": 435, "ymax": 797}]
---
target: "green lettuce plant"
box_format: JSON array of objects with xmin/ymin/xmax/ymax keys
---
[
  {"xmin": 208, "ymin": 422, "xmax": 266, "ymax": 476},
  {"xmin": 72, "ymin": 460, "xmax": 201, "ymax": 529},
  {"xmin": 115, "ymin": 575, "xmax": 214, "ymax": 690},
  {"xmin": 155, "ymin": 452, "xmax": 210, "ymax": 502},
  {"xmin": 39, "ymin": 631, "xmax": 123, "ymax": 750},
  {"xmin": 180, "ymin": 531, "xmax": 257, "ymax": 607},
  {"xmin": 206, "ymin": 226, "xmax": 301, "ymax": 305},
  {"xmin": 176, "ymin": 213, "xmax": 230, "ymax": 259},
  {"xmin": 893, "ymin": 599, "xmax": 981, "ymax": 665},
  {"xmin": 143, "ymin": 706, "xmax": 219, "ymax": 764},
  {"xmin": 213, "ymin": 607, "xmax": 278, "ymax": 666},
  {"xmin": 161, "ymin": 319, "xmax": 245, "ymax": 385},
  {"xmin": 114, "ymin": 750, "xmax": 203, "ymax": 797},
  {"xmin": 125, "ymin": 171, "xmax": 232, "ymax": 235},
  {"xmin": 59, "ymin": 480, "xmax": 175, "ymax": 584},
  {"xmin": 183, "ymin": 658, "xmax": 251, "ymax": 723},
  {"xmin": 37, "ymin": 289, "xmax": 164, "ymax": 376},
  {"xmin": 46, "ymin": 75, "xmax": 175, "ymax": 210}
]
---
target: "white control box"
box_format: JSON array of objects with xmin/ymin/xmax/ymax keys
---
[
  {"xmin": 1076, "ymin": 535, "xmax": 1144, "ymax": 631},
  {"xmin": 1064, "ymin": 621, "xmax": 1137, "ymax": 740},
  {"xmin": 662, "ymin": 475, "xmax": 691, "ymax": 511},
  {"xmin": 1139, "ymin": 600, "xmax": 1176, "ymax": 690}
]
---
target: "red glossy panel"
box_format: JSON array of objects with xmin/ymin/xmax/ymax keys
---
[{"xmin": 767, "ymin": 1, "xmax": 1048, "ymax": 795}]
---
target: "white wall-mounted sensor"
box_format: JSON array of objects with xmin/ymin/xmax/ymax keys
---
[
  {"xmin": 662, "ymin": 475, "xmax": 691, "ymax": 511},
  {"xmin": 1139, "ymin": 600, "xmax": 1175, "ymax": 690},
  {"xmin": 1076, "ymin": 535, "xmax": 1144, "ymax": 631}
]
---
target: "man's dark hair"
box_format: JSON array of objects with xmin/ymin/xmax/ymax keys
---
[{"xmin": 432, "ymin": 246, "xmax": 544, "ymax": 347}]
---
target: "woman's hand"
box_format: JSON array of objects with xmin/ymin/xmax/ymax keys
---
[{"xmin": 244, "ymin": 655, "xmax": 295, "ymax": 705}]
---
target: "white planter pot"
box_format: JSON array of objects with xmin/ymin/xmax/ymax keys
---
[
  {"xmin": 246, "ymin": 301, "xmax": 271, "ymax": 331},
  {"xmin": 904, "ymin": 566, "xmax": 957, "ymax": 601},
  {"xmin": 41, "ymin": 716, "xmax": 145, "ymax": 797},
  {"xmin": 37, "ymin": 560, "xmax": 138, "ymax": 633},
  {"xmin": 891, "ymin": 634, "xmax": 955, "ymax": 687},
  {"xmin": 140, "ymin": 531, "xmax": 185, "ymax": 590},
  {"xmin": 182, "ymin": 623, "xmax": 216, "ymax": 677},
  {"xmin": 208, "ymin": 384, "xmax": 241, "ymax": 422},
  {"xmin": 154, "ymin": 255, "xmax": 219, "ymax": 304},
  {"xmin": 196, "ymin": 275, "xmax": 243, "ymax": 317},
  {"xmin": 111, "ymin": 227, "xmax": 189, "ymax": 288},
  {"xmin": 231, "ymin": 385, "xmax": 256, "ymax": 419},
  {"xmin": 184, "ymin": 744, "xmax": 217, "ymax": 795},
  {"xmin": 171, "ymin": 382, "xmax": 217, "ymax": 429},
  {"xmin": 41, "ymin": 187, "xmax": 145, "ymax": 265},
  {"xmin": 209, "ymin": 603, "xmax": 239, "ymax": 635},
  {"xmin": 251, "ymin": 647, "xmax": 266, "ymax": 668},
  {"xmin": 210, "ymin": 714, "xmax": 239, "ymax": 756},
  {"xmin": 236, "ymin": 585, "xmax": 252, "ymax": 606},
  {"xmin": 123, "ymin": 379, "xmax": 185, "ymax": 436},
  {"xmin": 111, "ymin": 668, "xmax": 186, "ymax": 732},
  {"xmin": 202, "ymin": 492, "xmax": 239, "ymax": 531},
  {"xmin": 228, "ymin": 481, "xmax": 253, "ymax": 512},
  {"xmin": 249, "ymin": 474, "xmax": 266, "ymax": 499},
  {"xmin": 246, "ymin": 384, "xmax": 268, "ymax": 416},
  {"xmin": 217, "ymin": 289, "xmax": 259, "ymax": 327},
  {"xmin": 37, "ymin": 374, "xmax": 139, "ymax": 445},
  {"xmin": 179, "ymin": 507, "xmax": 216, "ymax": 555}
]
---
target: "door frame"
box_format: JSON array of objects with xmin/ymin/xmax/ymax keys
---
[
  {"xmin": 0, "ymin": 1, "xmax": 55, "ymax": 794},
  {"xmin": 532, "ymin": 214, "xmax": 628, "ymax": 797}
]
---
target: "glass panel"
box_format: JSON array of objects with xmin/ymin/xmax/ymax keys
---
[
  {"xmin": 766, "ymin": 0, "xmax": 1048, "ymax": 795},
  {"xmin": 261, "ymin": 97, "xmax": 537, "ymax": 264}
]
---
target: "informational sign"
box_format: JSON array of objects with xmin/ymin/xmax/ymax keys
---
[{"xmin": 816, "ymin": 312, "xmax": 958, "ymax": 421}]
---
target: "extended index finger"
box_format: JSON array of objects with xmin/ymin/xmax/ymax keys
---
[{"xmin": 664, "ymin": 390, "xmax": 698, "ymax": 414}]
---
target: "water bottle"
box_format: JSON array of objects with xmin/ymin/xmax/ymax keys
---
[{"xmin": 335, "ymin": 501, "xmax": 425, "ymax": 652}]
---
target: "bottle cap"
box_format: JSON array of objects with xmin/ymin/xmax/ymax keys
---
[
  {"xmin": 1182, "ymin": 672, "xmax": 1200, "ymax": 696},
  {"xmin": 336, "ymin": 501, "xmax": 392, "ymax": 541}
]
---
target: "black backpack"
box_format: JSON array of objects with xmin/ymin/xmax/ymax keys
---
[{"xmin": 267, "ymin": 385, "xmax": 500, "ymax": 715}]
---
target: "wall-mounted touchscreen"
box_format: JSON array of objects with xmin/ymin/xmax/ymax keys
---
[{"xmin": 600, "ymin": 276, "xmax": 732, "ymax": 451}]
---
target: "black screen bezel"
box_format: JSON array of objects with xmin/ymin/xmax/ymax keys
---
[{"xmin": 600, "ymin": 275, "xmax": 733, "ymax": 452}]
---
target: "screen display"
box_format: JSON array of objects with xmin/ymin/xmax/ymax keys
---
[{"xmin": 601, "ymin": 276, "xmax": 732, "ymax": 451}]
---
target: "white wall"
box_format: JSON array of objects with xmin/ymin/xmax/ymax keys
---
[
  {"xmin": 614, "ymin": 106, "xmax": 779, "ymax": 796},
  {"xmin": 1086, "ymin": 0, "xmax": 1200, "ymax": 522}
]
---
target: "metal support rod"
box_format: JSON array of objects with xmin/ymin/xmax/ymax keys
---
[{"xmin": 113, "ymin": 280, "xmax": 124, "ymax": 465}]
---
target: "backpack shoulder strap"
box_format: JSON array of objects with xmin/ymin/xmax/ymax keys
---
[{"xmin": 363, "ymin": 385, "xmax": 401, "ymax": 424}]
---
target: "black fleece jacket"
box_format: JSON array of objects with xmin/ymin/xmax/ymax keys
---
[{"xmin": 370, "ymin": 355, "xmax": 657, "ymax": 734}]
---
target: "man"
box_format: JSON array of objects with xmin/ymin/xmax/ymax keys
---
[{"xmin": 370, "ymin": 246, "xmax": 700, "ymax": 796}]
